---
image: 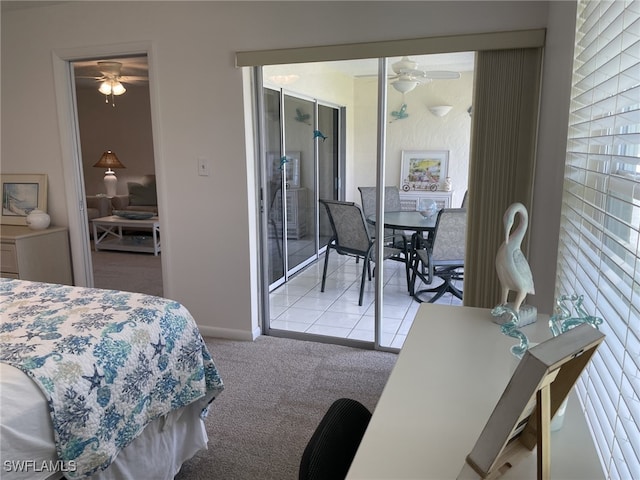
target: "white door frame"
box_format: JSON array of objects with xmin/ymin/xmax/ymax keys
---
[{"xmin": 52, "ymin": 41, "xmax": 164, "ymax": 288}]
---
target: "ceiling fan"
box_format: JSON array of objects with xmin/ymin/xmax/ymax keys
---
[
  {"xmin": 75, "ymin": 59, "xmax": 148, "ymax": 105},
  {"xmin": 388, "ymin": 56, "xmax": 460, "ymax": 93}
]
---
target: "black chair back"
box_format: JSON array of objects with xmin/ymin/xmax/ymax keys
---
[{"xmin": 299, "ymin": 398, "xmax": 372, "ymax": 480}]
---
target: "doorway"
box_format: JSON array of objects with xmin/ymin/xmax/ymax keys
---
[
  {"xmin": 258, "ymin": 55, "xmax": 473, "ymax": 349},
  {"xmin": 72, "ymin": 55, "xmax": 162, "ymax": 296}
]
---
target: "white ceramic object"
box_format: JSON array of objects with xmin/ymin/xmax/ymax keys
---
[
  {"xmin": 495, "ymin": 202, "xmax": 535, "ymax": 311},
  {"xmin": 26, "ymin": 209, "xmax": 51, "ymax": 230}
]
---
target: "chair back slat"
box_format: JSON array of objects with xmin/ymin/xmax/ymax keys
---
[{"xmin": 431, "ymin": 208, "xmax": 467, "ymax": 262}]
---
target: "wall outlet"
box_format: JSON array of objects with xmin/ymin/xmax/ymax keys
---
[{"xmin": 197, "ymin": 157, "xmax": 210, "ymax": 176}]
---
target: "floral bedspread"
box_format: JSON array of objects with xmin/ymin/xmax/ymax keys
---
[{"xmin": 0, "ymin": 279, "xmax": 224, "ymax": 478}]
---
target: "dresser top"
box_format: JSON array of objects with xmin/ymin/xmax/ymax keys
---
[{"xmin": 1, "ymin": 225, "xmax": 67, "ymax": 240}]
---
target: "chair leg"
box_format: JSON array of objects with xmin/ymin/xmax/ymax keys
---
[
  {"xmin": 359, "ymin": 257, "xmax": 369, "ymax": 306},
  {"xmin": 414, "ymin": 267, "xmax": 463, "ymax": 303},
  {"xmin": 321, "ymin": 247, "xmax": 331, "ymax": 292}
]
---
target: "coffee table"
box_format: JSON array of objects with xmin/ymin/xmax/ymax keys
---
[{"xmin": 92, "ymin": 215, "xmax": 160, "ymax": 255}]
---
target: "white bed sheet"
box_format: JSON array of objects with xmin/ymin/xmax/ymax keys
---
[{"xmin": 1, "ymin": 363, "xmax": 209, "ymax": 480}]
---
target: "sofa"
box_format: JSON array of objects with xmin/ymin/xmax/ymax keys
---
[
  {"xmin": 111, "ymin": 175, "xmax": 158, "ymax": 214},
  {"xmin": 86, "ymin": 195, "xmax": 112, "ymax": 237},
  {"xmin": 86, "ymin": 195, "xmax": 112, "ymax": 221}
]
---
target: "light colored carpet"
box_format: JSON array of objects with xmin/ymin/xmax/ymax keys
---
[
  {"xmin": 90, "ymin": 246, "xmax": 163, "ymax": 297},
  {"xmin": 175, "ymin": 335, "xmax": 397, "ymax": 480}
]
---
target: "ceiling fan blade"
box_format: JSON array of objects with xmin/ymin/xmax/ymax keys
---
[
  {"xmin": 119, "ymin": 76, "xmax": 148, "ymax": 82},
  {"xmin": 419, "ymin": 70, "xmax": 461, "ymax": 80}
]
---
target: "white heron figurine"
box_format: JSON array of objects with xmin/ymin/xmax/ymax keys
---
[{"xmin": 495, "ymin": 202, "xmax": 535, "ymax": 312}]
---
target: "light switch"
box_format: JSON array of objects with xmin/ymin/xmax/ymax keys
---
[{"xmin": 197, "ymin": 157, "xmax": 210, "ymax": 176}]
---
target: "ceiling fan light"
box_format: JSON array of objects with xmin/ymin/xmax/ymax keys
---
[
  {"xmin": 111, "ymin": 82, "xmax": 126, "ymax": 95},
  {"xmin": 98, "ymin": 81, "xmax": 112, "ymax": 95},
  {"xmin": 392, "ymin": 79, "xmax": 418, "ymax": 94}
]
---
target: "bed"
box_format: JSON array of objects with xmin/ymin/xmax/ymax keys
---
[{"xmin": 0, "ymin": 278, "xmax": 224, "ymax": 479}]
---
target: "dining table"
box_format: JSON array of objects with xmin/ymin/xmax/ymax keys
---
[
  {"xmin": 366, "ymin": 210, "xmax": 438, "ymax": 297},
  {"xmin": 366, "ymin": 210, "xmax": 437, "ymax": 238}
]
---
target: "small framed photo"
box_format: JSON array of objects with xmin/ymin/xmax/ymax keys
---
[
  {"xmin": 1, "ymin": 174, "xmax": 48, "ymax": 225},
  {"xmin": 400, "ymin": 150, "xmax": 448, "ymax": 193},
  {"xmin": 464, "ymin": 324, "xmax": 605, "ymax": 478}
]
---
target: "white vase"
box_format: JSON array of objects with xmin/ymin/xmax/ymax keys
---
[{"xmin": 26, "ymin": 209, "xmax": 50, "ymax": 230}]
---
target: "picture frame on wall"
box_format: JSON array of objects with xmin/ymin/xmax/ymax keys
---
[
  {"xmin": 268, "ymin": 151, "xmax": 301, "ymax": 188},
  {"xmin": 1, "ymin": 174, "xmax": 48, "ymax": 225},
  {"xmin": 400, "ymin": 150, "xmax": 449, "ymax": 193}
]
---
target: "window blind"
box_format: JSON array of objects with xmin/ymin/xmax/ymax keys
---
[{"xmin": 557, "ymin": 1, "xmax": 640, "ymax": 479}]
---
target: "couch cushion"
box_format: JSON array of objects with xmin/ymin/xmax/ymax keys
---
[{"xmin": 128, "ymin": 182, "xmax": 157, "ymax": 206}]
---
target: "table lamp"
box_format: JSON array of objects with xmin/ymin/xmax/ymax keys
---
[{"xmin": 94, "ymin": 150, "xmax": 125, "ymax": 197}]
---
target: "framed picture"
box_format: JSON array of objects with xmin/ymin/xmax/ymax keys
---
[
  {"xmin": 400, "ymin": 150, "xmax": 448, "ymax": 193},
  {"xmin": 1, "ymin": 174, "xmax": 48, "ymax": 225},
  {"xmin": 268, "ymin": 151, "xmax": 300, "ymax": 188},
  {"xmin": 464, "ymin": 324, "xmax": 605, "ymax": 478}
]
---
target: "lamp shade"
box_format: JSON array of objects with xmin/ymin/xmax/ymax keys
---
[
  {"xmin": 94, "ymin": 150, "xmax": 125, "ymax": 169},
  {"xmin": 111, "ymin": 82, "xmax": 126, "ymax": 95},
  {"xmin": 98, "ymin": 80, "xmax": 126, "ymax": 96}
]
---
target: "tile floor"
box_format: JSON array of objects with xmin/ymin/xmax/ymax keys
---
[{"xmin": 269, "ymin": 252, "xmax": 462, "ymax": 349}]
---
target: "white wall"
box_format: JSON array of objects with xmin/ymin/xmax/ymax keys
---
[
  {"xmin": 1, "ymin": 1, "xmax": 574, "ymax": 338},
  {"xmin": 352, "ymin": 72, "xmax": 473, "ymax": 208}
]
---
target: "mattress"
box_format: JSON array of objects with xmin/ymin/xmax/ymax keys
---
[{"xmin": 1, "ymin": 363, "xmax": 209, "ymax": 480}]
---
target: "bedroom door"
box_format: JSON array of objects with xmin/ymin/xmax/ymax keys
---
[{"xmin": 71, "ymin": 54, "xmax": 163, "ymax": 296}]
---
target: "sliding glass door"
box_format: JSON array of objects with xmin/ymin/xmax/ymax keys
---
[
  {"xmin": 264, "ymin": 87, "xmax": 342, "ymax": 290},
  {"xmin": 283, "ymin": 95, "xmax": 316, "ymax": 274},
  {"xmin": 317, "ymin": 104, "xmax": 340, "ymax": 250},
  {"xmin": 264, "ymin": 88, "xmax": 285, "ymax": 285}
]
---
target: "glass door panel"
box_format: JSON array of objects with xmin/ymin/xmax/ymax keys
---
[
  {"xmin": 264, "ymin": 88, "xmax": 285, "ymax": 286},
  {"xmin": 317, "ymin": 104, "xmax": 339, "ymax": 250},
  {"xmin": 380, "ymin": 57, "xmax": 413, "ymax": 349},
  {"xmin": 283, "ymin": 95, "xmax": 316, "ymax": 274}
]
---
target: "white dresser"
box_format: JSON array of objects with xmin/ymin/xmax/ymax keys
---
[
  {"xmin": 400, "ymin": 190, "xmax": 455, "ymax": 211},
  {"xmin": 0, "ymin": 225, "xmax": 73, "ymax": 285}
]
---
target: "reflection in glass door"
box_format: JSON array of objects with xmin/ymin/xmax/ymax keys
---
[
  {"xmin": 283, "ymin": 95, "xmax": 316, "ymax": 274},
  {"xmin": 264, "ymin": 88, "xmax": 284, "ymax": 286},
  {"xmin": 317, "ymin": 104, "xmax": 340, "ymax": 250},
  {"xmin": 264, "ymin": 87, "xmax": 342, "ymax": 291}
]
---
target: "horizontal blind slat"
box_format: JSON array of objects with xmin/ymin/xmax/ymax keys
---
[{"xmin": 557, "ymin": 1, "xmax": 640, "ymax": 477}]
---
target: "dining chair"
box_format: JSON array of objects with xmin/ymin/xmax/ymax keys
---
[
  {"xmin": 299, "ymin": 398, "xmax": 372, "ymax": 480},
  {"xmin": 357, "ymin": 186, "xmax": 403, "ymax": 238},
  {"xmin": 319, "ymin": 199, "xmax": 408, "ymax": 306},
  {"xmin": 357, "ymin": 186, "xmax": 411, "ymax": 282},
  {"xmin": 410, "ymin": 208, "xmax": 466, "ymax": 303}
]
